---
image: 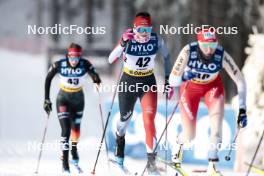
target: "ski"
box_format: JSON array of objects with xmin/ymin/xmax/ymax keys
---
[
  {"xmin": 192, "ymin": 168, "xmax": 207, "ymax": 173},
  {"xmin": 156, "ymin": 157, "xmax": 225, "ymax": 176},
  {"xmin": 146, "ymin": 171, "xmax": 162, "ymax": 176},
  {"xmin": 192, "ymin": 169, "xmax": 223, "ymax": 176},
  {"xmin": 61, "ymin": 170, "xmax": 71, "ymax": 176},
  {"xmin": 148, "ymin": 166, "xmax": 166, "ymax": 176},
  {"xmin": 108, "ymin": 158, "xmax": 137, "ymax": 176},
  {"xmin": 244, "ymin": 162, "xmax": 264, "ymax": 175},
  {"xmin": 72, "ymin": 164, "xmax": 83, "ymax": 174},
  {"xmin": 70, "ymin": 160, "xmax": 83, "ymax": 174},
  {"xmin": 156, "ymin": 157, "xmax": 189, "ymax": 176}
]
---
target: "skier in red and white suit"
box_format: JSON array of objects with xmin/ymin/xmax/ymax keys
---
[
  {"xmin": 108, "ymin": 12, "xmax": 171, "ymax": 174},
  {"xmin": 169, "ymin": 28, "xmax": 247, "ymax": 175}
]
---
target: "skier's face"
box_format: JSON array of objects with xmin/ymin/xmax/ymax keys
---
[
  {"xmin": 198, "ymin": 41, "xmax": 218, "ymax": 57},
  {"xmin": 134, "ymin": 26, "xmax": 152, "ymax": 42},
  {"xmin": 68, "ymin": 55, "xmax": 80, "ymax": 67}
]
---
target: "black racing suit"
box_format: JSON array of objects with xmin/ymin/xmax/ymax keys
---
[{"xmin": 44, "ymin": 57, "xmax": 100, "ymax": 169}]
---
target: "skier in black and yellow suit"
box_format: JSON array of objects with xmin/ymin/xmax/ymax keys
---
[{"xmin": 44, "ymin": 43, "xmax": 101, "ymax": 174}]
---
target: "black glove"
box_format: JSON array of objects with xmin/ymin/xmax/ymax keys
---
[
  {"xmin": 237, "ymin": 108, "xmax": 247, "ymax": 128},
  {"xmin": 43, "ymin": 99, "xmax": 52, "ymax": 115},
  {"xmin": 92, "ymin": 73, "xmax": 101, "ymax": 85},
  {"xmin": 163, "ymin": 76, "xmax": 170, "ymax": 95}
]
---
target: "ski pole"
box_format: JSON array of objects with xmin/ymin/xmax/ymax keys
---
[
  {"xmin": 164, "ymin": 91, "xmax": 168, "ymax": 173},
  {"xmin": 91, "ymin": 41, "xmax": 130, "ymax": 175},
  {"xmin": 95, "ymin": 85, "xmax": 111, "ymax": 169},
  {"xmin": 225, "ymin": 127, "xmax": 241, "ymax": 161},
  {"xmin": 91, "ymin": 70, "xmax": 122, "ymax": 175},
  {"xmin": 246, "ymin": 129, "xmax": 264, "ymax": 176},
  {"xmin": 244, "ymin": 162, "xmax": 264, "ymax": 175},
  {"xmin": 141, "ymin": 81, "xmax": 189, "ymax": 176},
  {"xmin": 35, "ymin": 113, "xmax": 50, "ymax": 174}
]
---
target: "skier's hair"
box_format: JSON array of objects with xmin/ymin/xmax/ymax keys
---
[
  {"xmin": 68, "ymin": 43, "xmax": 82, "ymax": 50},
  {"xmin": 135, "ymin": 12, "xmax": 151, "ymax": 18}
]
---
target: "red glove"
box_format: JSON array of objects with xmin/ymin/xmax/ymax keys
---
[{"xmin": 120, "ymin": 28, "xmax": 134, "ymax": 47}]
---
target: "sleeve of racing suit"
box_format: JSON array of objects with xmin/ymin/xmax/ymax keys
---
[
  {"xmin": 222, "ymin": 51, "xmax": 247, "ymax": 109},
  {"xmin": 108, "ymin": 43, "xmax": 125, "ymax": 64},
  {"xmin": 44, "ymin": 62, "xmax": 59, "ymax": 100},
  {"xmin": 169, "ymin": 44, "xmax": 190, "ymax": 87},
  {"xmin": 157, "ymin": 35, "xmax": 172, "ymax": 77},
  {"xmin": 84, "ymin": 59, "xmax": 101, "ymax": 83}
]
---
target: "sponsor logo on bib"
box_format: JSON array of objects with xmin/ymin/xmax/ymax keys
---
[
  {"xmin": 188, "ymin": 60, "xmax": 218, "ymax": 71},
  {"xmin": 61, "ymin": 68, "xmax": 82, "ymax": 75},
  {"xmin": 130, "ymin": 43, "xmax": 155, "ymax": 52}
]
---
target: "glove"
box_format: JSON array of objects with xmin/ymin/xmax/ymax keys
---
[
  {"xmin": 92, "ymin": 73, "xmax": 101, "ymax": 85},
  {"xmin": 237, "ymin": 108, "xmax": 247, "ymax": 128},
  {"xmin": 43, "ymin": 99, "xmax": 52, "ymax": 115},
  {"xmin": 120, "ymin": 28, "xmax": 134, "ymax": 47},
  {"xmin": 182, "ymin": 69, "xmax": 198, "ymax": 81}
]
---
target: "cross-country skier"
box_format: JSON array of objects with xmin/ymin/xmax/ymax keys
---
[
  {"xmin": 169, "ymin": 28, "xmax": 248, "ymax": 175},
  {"xmin": 108, "ymin": 12, "xmax": 172, "ymax": 175},
  {"xmin": 43, "ymin": 43, "xmax": 101, "ymax": 174}
]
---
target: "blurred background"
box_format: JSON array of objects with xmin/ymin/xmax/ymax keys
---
[{"xmin": 0, "ymin": 0, "xmax": 263, "ymax": 175}]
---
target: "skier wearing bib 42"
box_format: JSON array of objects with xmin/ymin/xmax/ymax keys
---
[
  {"xmin": 43, "ymin": 43, "xmax": 101, "ymax": 174},
  {"xmin": 108, "ymin": 12, "xmax": 172, "ymax": 175},
  {"xmin": 169, "ymin": 28, "xmax": 247, "ymax": 175}
]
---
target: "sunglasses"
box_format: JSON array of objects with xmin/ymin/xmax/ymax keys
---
[
  {"xmin": 136, "ymin": 26, "xmax": 152, "ymax": 33},
  {"xmin": 199, "ymin": 42, "xmax": 218, "ymax": 49},
  {"xmin": 68, "ymin": 56, "xmax": 80, "ymax": 62}
]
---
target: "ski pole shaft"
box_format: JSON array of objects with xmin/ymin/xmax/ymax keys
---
[
  {"xmin": 91, "ymin": 40, "xmax": 130, "ymax": 175},
  {"xmin": 225, "ymin": 127, "xmax": 240, "ymax": 161},
  {"xmin": 96, "ymin": 86, "xmax": 110, "ymax": 168},
  {"xmin": 246, "ymin": 129, "xmax": 264, "ymax": 176},
  {"xmin": 164, "ymin": 92, "xmax": 168, "ymax": 173},
  {"xmin": 141, "ymin": 82, "xmax": 189, "ymax": 176},
  {"xmin": 35, "ymin": 113, "xmax": 50, "ymax": 174},
  {"xmin": 91, "ymin": 68, "xmax": 123, "ymax": 175}
]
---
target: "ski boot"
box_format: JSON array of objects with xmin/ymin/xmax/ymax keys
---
[
  {"xmin": 70, "ymin": 141, "xmax": 83, "ymax": 173},
  {"xmin": 61, "ymin": 150, "xmax": 70, "ymax": 174},
  {"xmin": 207, "ymin": 160, "xmax": 222, "ymax": 176},
  {"xmin": 115, "ymin": 133, "xmax": 125, "ymax": 166},
  {"xmin": 171, "ymin": 143, "xmax": 183, "ymax": 167},
  {"xmin": 171, "ymin": 144, "xmax": 189, "ymax": 176},
  {"xmin": 146, "ymin": 152, "xmax": 160, "ymax": 175},
  {"xmin": 71, "ymin": 141, "xmax": 79, "ymax": 164}
]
